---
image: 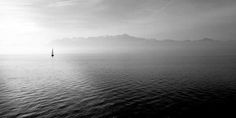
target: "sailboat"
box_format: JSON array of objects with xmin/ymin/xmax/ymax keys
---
[{"xmin": 51, "ymin": 49, "xmax": 54, "ymax": 58}]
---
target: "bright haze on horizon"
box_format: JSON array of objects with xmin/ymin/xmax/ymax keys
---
[{"xmin": 0, "ymin": 0, "xmax": 236, "ymax": 54}]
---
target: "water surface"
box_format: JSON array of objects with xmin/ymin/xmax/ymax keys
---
[{"xmin": 0, "ymin": 52, "xmax": 236, "ymax": 117}]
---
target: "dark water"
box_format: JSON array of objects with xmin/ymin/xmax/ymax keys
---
[{"xmin": 0, "ymin": 52, "xmax": 236, "ymax": 118}]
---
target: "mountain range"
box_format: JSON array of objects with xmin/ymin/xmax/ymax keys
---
[
  {"xmin": 50, "ymin": 34, "xmax": 236, "ymax": 53},
  {"xmin": 50, "ymin": 34, "xmax": 225, "ymax": 47}
]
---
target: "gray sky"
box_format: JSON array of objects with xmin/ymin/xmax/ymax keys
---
[{"xmin": 0, "ymin": 0, "xmax": 236, "ymax": 48}]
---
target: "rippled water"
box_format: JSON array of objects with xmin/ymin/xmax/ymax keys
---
[{"xmin": 0, "ymin": 52, "xmax": 236, "ymax": 118}]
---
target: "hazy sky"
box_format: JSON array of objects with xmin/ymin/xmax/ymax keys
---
[{"xmin": 0, "ymin": 0, "xmax": 236, "ymax": 51}]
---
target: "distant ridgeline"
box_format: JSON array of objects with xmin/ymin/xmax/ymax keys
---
[{"xmin": 50, "ymin": 34, "xmax": 236, "ymax": 53}]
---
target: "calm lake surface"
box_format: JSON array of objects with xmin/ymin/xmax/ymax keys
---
[{"xmin": 0, "ymin": 51, "xmax": 236, "ymax": 118}]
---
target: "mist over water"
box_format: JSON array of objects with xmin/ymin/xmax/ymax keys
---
[
  {"xmin": 1, "ymin": 46, "xmax": 236, "ymax": 117},
  {"xmin": 1, "ymin": 0, "xmax": 236, "ymax": 117}
]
